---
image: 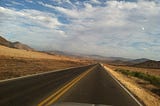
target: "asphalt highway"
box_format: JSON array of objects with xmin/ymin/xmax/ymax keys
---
[
  {"xmin": 0, "ymin": 64, "xmax": 142, "ymax": 106},
  {"xmin": 53, "ymin": 64, "xmax": 141, "ymax": 106},
  {"xmin": 0, "ymin": 64, "xmax": 94, "ymax": 106}
]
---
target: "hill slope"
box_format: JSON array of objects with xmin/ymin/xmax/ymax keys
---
[
  {"xmin": 0, "ymin": 45, "xmax": 91, "ymax": 80},
  {"xmin": 0, "ymin": 45, "xmax": 68, "ymax": 60},
  {"xmin": 132, "ymin": 60, "xmax": 160, "ymax": 69},
  {"xmin": 0, "ymin": 36, "xmax": 12, "ymax": 47},
  {"xmin": 0, "ymin": 36, "xmax": 34, "ymax": 51},
  {"xmin": 128, "ymin": 58, "xmax": 150, "ymax": 64}
]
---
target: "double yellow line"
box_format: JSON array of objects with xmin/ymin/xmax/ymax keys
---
[{"xmin": 38, "ymin": 66, "xmax": 95, "ymax": 106}]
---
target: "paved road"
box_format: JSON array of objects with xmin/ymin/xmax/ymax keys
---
[
  {"xmin": 0, "ymin": 64, "xmax": 142, "ymax": 106},
  {"xmin": 53, "ymin": 64, "xmax": 141, "ymax": 106},
  {"xmin": 0, "ymin": 64, "xmax": 94, "ymax": 106}
]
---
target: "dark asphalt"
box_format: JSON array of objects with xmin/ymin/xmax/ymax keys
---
[
  {"xmin": 55, "ymin": 64, "xmax": 141, "ymax": 106},
  {"xmin": 0, "ymin": 64, "xmax": 94, "ymax": 106}
]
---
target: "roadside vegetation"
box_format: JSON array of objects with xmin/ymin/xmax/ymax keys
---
[{"xmin": 115, "ymin": 68, "xmax": 160, "ymax": 87}]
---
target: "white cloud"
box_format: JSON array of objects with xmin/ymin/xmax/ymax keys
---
[
  {"xmin": 53, "ymin": 0, "xmax": 160, "ymax": 59},
  {"xmin": 10, "ymin": 1, "xmax": 24, "ymax": 6},
  {"xmin": 37, "ymin": 1, "xmax": 78, "ymax": 17},
  {"xmin": 0, "ymin": 6, "xmax": 67, "ymax": 50},
  {"xmin": 25, "ymin": 0, "xmax": 33, "ymax": 3},
  {"xmin": 37, "ymin": 1, "xmax": 54, "ymax": 9},
  {"xmin": 53, "ymin": 0, "xmax": 72, "ymax": 4},
  {"xmin": 0, "ymin": 7, "xmax": 62, "ymax": 29},
  {"xmin": 90, "ymin": 0, "xmax": 101, "ymax": 4}
]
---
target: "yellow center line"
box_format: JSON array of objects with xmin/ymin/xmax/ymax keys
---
[{"xmin": 38, "ymin": 66, "xmax": 96, "ymax": 106}]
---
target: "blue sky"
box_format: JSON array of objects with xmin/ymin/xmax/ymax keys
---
[{"xmin": 0, "ymin": 0, "xmax": 160, "ymax": 60}]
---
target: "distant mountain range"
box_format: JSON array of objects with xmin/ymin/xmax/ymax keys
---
[
  {"xmin": 1, "ymin": 35, "xmax": 159, "ymax": 69},
  {"xmin": 0, "ymin": 36, "xmax": 34, "ymax": 51},
  {"xmin": 47, "ymin": 51, "xmax": 160, "ymax": 69},
  {"xmin": 128, "ymin": 58, "xmax": 150, "ymax": 64},
  {"xmin": 103, "ymin": 58, "xmax": 160, "ymax": 69},
  {"xmin": 84, "ymin": 54, "xmax": 132, "ymax": 61},
  {"xmin": 45, "ymin": 51, "xmax": 133, "ymax": 62},
  {"xmin": 80, "ymin": 54, "xmax": 152, "ymax": 65},
  {"xmin": 81, "ymin": 55, "xmax": 157, "ymax": 64}
]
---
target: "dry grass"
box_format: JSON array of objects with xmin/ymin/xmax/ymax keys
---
[
  {"xmin": 0, "ymin": 45, "xmax": 59, "ymax": 59},
  {"xmin": 0, "ymin": 45, "xmax": 90, "ymax": 63},
  {"xmin": 108, "ymin": 65, "xmax": 160, "ymax": 76},
  {"xmin": 0, "ymin": 45, "xmax": 93, "ymax": 80},
  {"xmin": 0, "ymin": 56, "xmax": 88, "ymax": 80},
  {"xmin": 104, "ymin": 64, "xmax": 160, "ymax": 106}
]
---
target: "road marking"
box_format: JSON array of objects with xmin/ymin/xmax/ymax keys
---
[
  {"xmin": 38, "ymin": 66, "xmax": 96, "ymax": 106},
  {"xmin": 101, "ymin": 64, "xmax": 143, "ymax": 106}
]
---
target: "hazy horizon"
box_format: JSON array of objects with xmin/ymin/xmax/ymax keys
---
[{"xmin": 0, "ymin": 0, "xmax": 160, "ymax": 60}]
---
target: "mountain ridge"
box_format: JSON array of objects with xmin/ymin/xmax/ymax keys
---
[{"xmin": 0, "ymin": 36, "xmax": 34, "ymax": 51}]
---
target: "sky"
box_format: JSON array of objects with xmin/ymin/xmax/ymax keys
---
[{"xmin": 0, "ymin": 0, "xmax": 160, "ymax": 60}]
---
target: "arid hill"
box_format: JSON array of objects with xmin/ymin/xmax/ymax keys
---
[
  {"xmin": 105, "ymin": 58, "xmax": 151, "ymax": 66},
  {"xmin": 132, "ymin": 60, "xmax": 160, "ymax": 69},
  {"xmin": 0, "ymin": 43, "xmax": 92, "ymax": 80},
  {"xmin": 0, "ymin": 36, "xmax": 12, "ymax": 47},
  {"xmin": 128, "ymin": 58, "xmax": 150, "ymax": 64},
  {"xmin": 0, "ymin": 36, "xmax": 34, "ymax": 51}
]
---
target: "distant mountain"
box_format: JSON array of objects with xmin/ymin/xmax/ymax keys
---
[
  {"xmin": 85, "ymin": 54, "xmax": 109, "ymax": 60},
  {"xmin": 43, "ymin": 50, "xmax": 159, "ymax": 68},
  {"xmin": 44, "ymin": 51, "xmax": 132, "ymax": 63},
  {"xmin": 44, "ymin": 50, "xmax": 77, "ymax": 57},
  {"xmin": 132, "ymin": 60, "xmax": 160, "ymax": 69},
  {"xmin": 85, "ymin": 55, "xmax": 132, "ymax": 61},
  {"xmin": 0, "ymin": 36, "xmax": 34, "ymax": 51},
  {"xmin": 105, "ymin": 60, "xmax": 130, "ymax": 65},
  {"xmin": 106, "ymin": 57, "xmax": 132, "ymax": 61},
  {"xmin": 88, "ymin": 56, "xmax": 153, "ymax": 66},
  {"xmin": 128, "ymin": 58, "xmax": 150, "ymax": 64}
]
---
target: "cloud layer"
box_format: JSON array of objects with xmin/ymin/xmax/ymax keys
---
[{"xmin": 0, "ymin": 0, "xmax": 160, "ymax": 60}]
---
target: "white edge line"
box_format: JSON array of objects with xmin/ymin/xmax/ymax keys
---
[
  {"xmin": 101, "ymin": 64, "xmax": 143, "ymax": 106},
  {"xmin": 0, "ymin": 64, "xmax": 94, "ymax": 83}
]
